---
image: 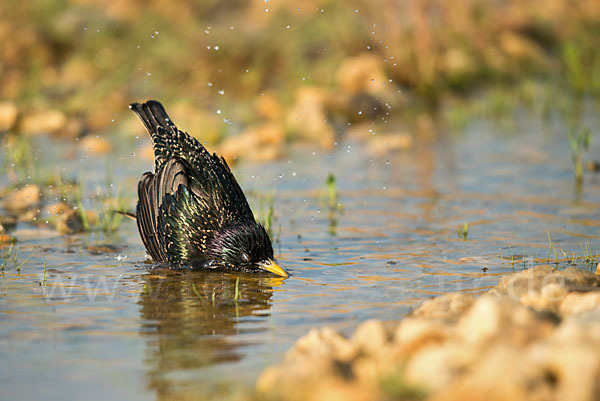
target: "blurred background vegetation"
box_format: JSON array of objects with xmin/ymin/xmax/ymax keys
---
[{"xmin": 1, "ymin": 0, "xmax": 600, "ymax": 161}]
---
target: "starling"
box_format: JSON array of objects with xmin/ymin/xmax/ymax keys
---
[{"xmin": 130, "ymin": 100, "xmax": 288, "ymax": 277}]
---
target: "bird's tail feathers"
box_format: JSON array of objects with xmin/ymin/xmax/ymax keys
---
[{"xmin": 129, "ymin": 100, "xmax": 177, "ymax": 138}]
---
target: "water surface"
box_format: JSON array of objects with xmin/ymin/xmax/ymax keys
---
[{"xmin": 1, "ymin": 110, "xmax": 600, "ymax": 400}]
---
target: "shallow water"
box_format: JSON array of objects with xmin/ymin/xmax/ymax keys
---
[{"xmin": 1, "ymin": 109, "xmax": 600, "ymax": 400}]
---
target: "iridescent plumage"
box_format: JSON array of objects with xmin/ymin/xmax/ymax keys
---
[{"xmin": 130, "ymin": 100, "xmax": 287, "ymax": 277}]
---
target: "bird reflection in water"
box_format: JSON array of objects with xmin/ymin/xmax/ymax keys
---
[{"xmin": 138, "ymin": 269, "xmax": 283, "ymax": 399}]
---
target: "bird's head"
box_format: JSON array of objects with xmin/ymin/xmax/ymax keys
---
[{"xmin": 208, "ymin": 222, "xmax": 288, "ymax": 277}]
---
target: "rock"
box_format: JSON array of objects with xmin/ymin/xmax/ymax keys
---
[
  {"xmin": 2, "ymin": 185, "xmax": 41, "ymax": 213},
  {"xmin": 56, "ymin": 209, "xmax": 97, "ymax": 234},
  {"xmin": 286, "ymin": 87, "xmax": 336, "ymax": 149},
  {"xmin": 288, "ymin": 327, "xmax": 356, "ymax": 363},
  {"xmin": 441, "ymin": 48, "xmax": 476, "ymax": 80},
  {"xmin": 586, "ymin": 160, "xmax": 600, "ymax": 172},
  {"xmin": 219, "ymin": 123, "xmax": 284, "ymax": 164},
  {"xmin": 394, "ymin": 318, "xmax": 451, "ymax": 357},
  {"xmin": 412, "ymin": 292, "xmax": 475, "ymax": 320},
  {"xmin": 0, "ymin": 215, "xmax": 17, "ymax": 232},
  {"xmin": 433, "ymin": 345, "xmax": 552, "ymax": 401},
  {"xmin": 559, "ymin": 292, "xmax": 600, "ymax": 315},
  {"xmin": 87, "ymin": 244, "xmax": 122, "ymax": 254},
  {"xmin": 336, "ymin": 53, "xmax": 387, "ymax": 96},
  {"xmin": 456, "ymin": 296, "xmax": 555, "ymax": 347},
  {"xmin": 80, "ymin": 135, "xmax": 112, "ymax": 154},
  {"xmin": 351, "ymin": 319, "xmax": 390, "ymax": 356},
  {"xmin": 20, "ymin": 109, "xmax": 66, "ymax": 136},
  {"xmin": 0, "ymin": 234, "xmax": 16, "ymax": 246},
  {"xmin": 254, "ymin": 92, "xmax": 284, "ymax": 121},
  {"xmin": 0, "ymin": 101, "xmax": 18, "ymax": 131},
  {"xmin": 499, "ymin": 31, "xmax": 547, "ymax": 64},
  {"xmin": 257, "ymin": 267, "xmax": 600, "ymax": 401},
  {"xmin": 367, "ymin": 133, "xmax": 413, "ymax": 156},
  {"xmin": 43, "ymin": 202, "xmax": 71, "ymax": 218},
  {"xmin": 404, "ymin": 343, "xmax": 469, "ymax": 392},
  {"xmin": 490, "ymin": 265, "xmax": 600, "ymax": 307}
]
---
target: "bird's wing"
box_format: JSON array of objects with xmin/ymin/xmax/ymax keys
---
[
  {"xmin": 130, "ymin": 100, "xmax": 254, "ymax": 224},
  {"xmin": 136, "ymin": 158, "xmax": 189, "ymax": 263}
]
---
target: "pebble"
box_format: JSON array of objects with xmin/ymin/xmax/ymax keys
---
[
  {"xmin": 80, "ymin": 135, "xmax": 112, "ymax": 154},
  {"xmin": 257, "ymin": 266, "xmax": 600, "ymax": 401},
  {"xmin": 2, "ymin": 185, "xmax": 41, "ymax": 213},
  {"xmin": 20, "ymin": 109, "xmax": 66, "ymax": 136},
  {"xmin": 0, "ymin": 101, "xmax": 18, "ymax": 131}
]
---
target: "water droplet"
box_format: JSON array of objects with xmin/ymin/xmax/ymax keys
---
[
  {"xmin": 214, "ymin": 45, "xmax": 220, "ymax": 51},
  {"xmin": 131, "ymin": 153, "xmax": 136, "ymax": 157},
  {"xmin": 216, "ymin": 109, "xmax": 221, "ymax": 114},
  {"xmin": 292, "ymin": 171, "xmax": 296, "ymax": 177},
  {"xmin": 218, "ymin": 89, "xmax": 225, "ymax": 95},
  {"xmin": 265, "ymin": 8, "xmax": 269, "ymax": 12},
  {"xmin": 208, "ymin": 82, "xmax": 213, "ymax": 87},
  {"xmin": 354, "ymin": 9, "xmax": 358, "ymax": 12},
  {"xmin": 286, "ymin": 25, "xmax": 290, "ymax": 29},
  {"xmin": 146, "ymin": 72, "xmax": 151, "ymax": 76},
  {"xmin": 358, "ymin": 111, "xmax": 362, "ymax": 115}
]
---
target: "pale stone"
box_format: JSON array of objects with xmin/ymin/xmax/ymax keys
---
[
  {"xmin": 351, "ymin": 319, "xmax": 389, "ymax": 356},
  {"xmin": 286, "ymin": 87, "xmax": 336, "ymax": 149},
  {"xmin": 367, "ymin": 133, "xmax": 413, "ymax": 156},
  {"xmin": 405, "ymin": 344, "xmax": 465, "ymax": 392},
  {"xmin": 560, "ymin": 292, "xmax": 600, "ymax": 315},
  {"xmin": 21, "ymin": 109, "xmax": 66, "ymax": 136},
  {"xmin": 0, "ymin": 101, "xmax": 18, "ymax": 131},
  {"xmin": 43, "ymin": 202, "xmax": 71, "ymax": 217},
  {"xmin": 456, "ymin": 296, "xmax": 502, "ymax": 345},
  {"xmin": 3, "ymin": 185, "xmax": 40, "ymax": 212},
  {"xmin": 288, "ymin": 327, "xmax": 356, "ymax": 362},
  {"xmin": 394, "ymin": 318, "xmax": 450, "ymax": 356},
  {"xmin": 80, "ymin": 135, "xmax": 112, "ymax": 154},
  {"xmin": 254, "ymin": 92, "xmax": 284, "ymax": 121},
  {"xmin": 412, "ymin": 292, "xmax": 475, "ymax": 320},
  {"xmin": 336, "ymin": 53, "xmax": 387, "ymax": 95},
  {"xmin": 520, "ymin": 282, "xmax": 568, "ymax": 312}
]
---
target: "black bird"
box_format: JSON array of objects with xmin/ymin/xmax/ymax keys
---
[{"xmin": 130, "ymin": 100, "xmax": 288, "ymax": 277}]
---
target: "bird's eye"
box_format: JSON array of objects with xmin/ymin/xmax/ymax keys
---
[{"xmin": 241, "ymin": 252, "xmax": 250, "ymax": 263}]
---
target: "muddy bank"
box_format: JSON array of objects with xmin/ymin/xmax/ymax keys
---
[{"xmin": 257, "ymin": 265, "xmax": 600, "ymax": 401}]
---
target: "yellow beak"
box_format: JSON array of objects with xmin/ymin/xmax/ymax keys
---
[{"xmin": 258, "ymin": 259, "xmax": 289, "ymax": 278}]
